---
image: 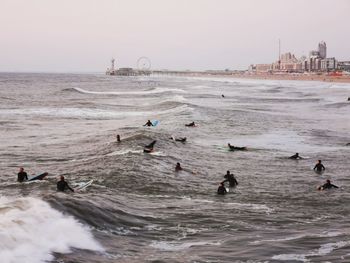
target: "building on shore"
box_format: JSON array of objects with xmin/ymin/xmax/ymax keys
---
[{"xmin": 249, "ymin": 41, "xmax": 347, "ymax": 74}]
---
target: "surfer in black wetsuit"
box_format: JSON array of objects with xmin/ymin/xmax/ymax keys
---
[
  {"xmin": 143, "ymin": 120, "xmax": 153, "ymax": 127},
  {"xmin": 175, "ymin": 162, "xmax": 183, "ymax": 172},
  {"xmin": 176, "ymin": 137, "xmax": 187, "ymax": 142},
  {"xmin": 289, "ymin": 153, "xmax": 302, "ymax": 159},
  {"xmin": 228, "ymin": 143, "xmax": 246, "ymax": 151},
  {"xmin": 222, "ymin": 170, "xmax": 238, "ymax": 187},
  {"xmin": 313, "ymin": 160, "xmax": 325, "ymax": 173},
  {"xmin": 185, "ymin": 122, "xmax": 195, "ymax": 127},
  {"xmin": 116, "ymin": 134, "xmax": 121, "ymax": 142},
  {"xmin": 57, "ymin": 176, "xmax": 74, "ymax": 192},
  {"xmin": 217, "ymin": 182, "xmax": 227, "ymax": 195},
  {"xmin": 318, "ymin": 179, "xmax": 338, "ymax": 190},
  {"xmin": 17, "ymin": 167, "xmax": 28, "ymax": 182},
  {"xmin": 144, "ymin": 140, "xmax": 156, "ymax": 153}
]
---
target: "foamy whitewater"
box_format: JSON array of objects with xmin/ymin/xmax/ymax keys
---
[{"xmin": 0, "ymin": 73, "xmax": 349, "ymax": 262}]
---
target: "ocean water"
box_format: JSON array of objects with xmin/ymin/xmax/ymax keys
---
[{"xmin": 0, "ymin": 73, "xmax": 349, "ymax": 263}]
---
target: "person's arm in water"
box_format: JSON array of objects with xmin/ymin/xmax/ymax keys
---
[
  {"xmin": 330, "ymin": 183, "xmax": 338, "ymax": 188},
  {"xmin": 24, "ymin": 172, "xmax": 28, "ymax": 181},
  {"xmin": 65, "ymin": 182, "xmax": 75, "ymax": 192},
  {"xmin": 321, "ymin": 164, "xmax": 325, "ymax": 171}
]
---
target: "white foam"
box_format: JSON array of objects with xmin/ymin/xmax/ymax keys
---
[
  {"xmin": 272, "ymin": 240, "xmax": 350, "ymax": 262},
  {"xmin": 106, "ymin": 149, "xmax": 143, "ymax": 156},
  {"xmin": 73, "ymin": 87, "xmax": 186, "ymax": 95},
  {"xmin": 150, "ymin": 240, "xmax": 221, "ymax": 251},
  {"xmin": 0, "ymin": 196, "xmax": 103, "ymax": 263}
]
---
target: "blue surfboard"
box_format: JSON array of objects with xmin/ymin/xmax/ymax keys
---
[
  {"xmin": 28, "ymin": 172, "xmax": 48, "ymax": 181},
  {"xmin": 152, "ymin": 120, "xmax": 159, "ymax": 127}
]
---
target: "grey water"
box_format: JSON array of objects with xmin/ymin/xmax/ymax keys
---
[{"xmin": 0, "ymin": 73, "xmax": 350, "ymax": 263}]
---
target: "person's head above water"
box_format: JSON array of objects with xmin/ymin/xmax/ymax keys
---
[
  {"xmin": 296, "ymin": 153, "xmax": 299, "ymax": 156},
  {"xmin": 60, "ymin": 175, "xmax": 65, "ymax": 181},
  {"xmin": 318, "ymin": 160, "xmax": 322, "ymax": 163},
  {"xmin": 19, "ymin": 167, "xmax": 24, "ymax": 172},
  {"xmin": 326, "ymin": 179, "xmax": 331, "ymax": 184},
  {"xmin": 226, "ymin": 170, "xmax": 230, "ymax": 174}
]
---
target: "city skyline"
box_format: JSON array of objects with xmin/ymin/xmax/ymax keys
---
[{"xmin": 1, "ymin": 0, "xmax": 349, "ymax": 72}]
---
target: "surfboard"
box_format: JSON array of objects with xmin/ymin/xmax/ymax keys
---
[
  {"xmin": 74, "ymin": 180, "xmax": 94, "ymax": 191},
  {"xmin": 28, "ymin": 172, "xmax": 48, "ymax": 181},
  {"xmin": 152, "ymin": 120, "xmax": 159, "ymax": 127}
]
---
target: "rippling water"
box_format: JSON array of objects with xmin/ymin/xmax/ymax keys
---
[{"xmin": 0, "ymin": 73, "xmax": 349, "ymax": 263}]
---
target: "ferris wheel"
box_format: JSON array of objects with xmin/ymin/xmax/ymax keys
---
[{"xmin": 137, "ymin": 57, "xmax": 152, "ymax": 70}]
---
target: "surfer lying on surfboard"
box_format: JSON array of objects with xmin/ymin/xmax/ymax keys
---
[
  {"xmin": 228, "ymin": 143, "xmax": 247, "ymax": 151},
  {"xmin": 318, "ymin": 179, "xmax": 338, "ymax": 190}
]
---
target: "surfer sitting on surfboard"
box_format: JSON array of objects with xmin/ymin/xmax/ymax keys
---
[
  {"xmin": 57, "ymin": 176, "xmax": 74, "ymax": 192},
  {"xmin": 314, "ymin": 160, "xmax": 325, "ymax": 173},
  {"xmin": 144, "ymin": 140, "xmax": 156, "ymax": 153},
  {"xmin": 143, "ymin": 120, "xmax": 154, "ymax": 127},
  {"xmin": 17, "ymin": 167, "xmax": 28, "ymax": 182},
  {"xmin": 318, "ymin": 179, "xmax": 338, "ymax": 190}
]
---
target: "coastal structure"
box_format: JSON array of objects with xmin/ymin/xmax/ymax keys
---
[
  {"xmin": 250, "ymin": 41, "xmax": 347, "ymax": 74},
  {"xmin": 106, "ymin": 58, "xmax": 151, "ymax": 76}
]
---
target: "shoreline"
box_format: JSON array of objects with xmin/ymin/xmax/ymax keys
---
[{"xmin": 188, "ymin": 72, "xmax": 350, "ymax": 84}]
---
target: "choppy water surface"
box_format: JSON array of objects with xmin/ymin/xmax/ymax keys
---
[{"xmin": 0, "ymin": 73, "xmax": 349, "ymax": 263}]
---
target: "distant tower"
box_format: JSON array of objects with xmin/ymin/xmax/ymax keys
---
[
  {"xmin": 318, "ymin": 41, "xmax": 327, "ymax": 59},
  {"xmin": 111, "ymin": 58, "xmax": 115, "ymax": 71}
]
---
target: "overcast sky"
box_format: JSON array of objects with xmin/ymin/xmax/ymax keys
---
[{"xmin": 0, "ymin": 0, "xmax": 349, "ymax": 72}]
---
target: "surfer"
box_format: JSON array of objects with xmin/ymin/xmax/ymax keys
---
[
  {"xmin": 185, "ymin": 122, "xmax": 195, "ymax": 127},
  {"xmin": 17, "ymin": 167, "xmax": 28, "ymax": 182},
  {"xmin": 217, "ymin": 182, "xmax": 227, "ymax": 195},
  {"xmin": 289, "ymin": 153, "xmax": 302, "ymax": 159},
  {"xmin": 221, "ymin": 94, "xmax": 225, "ymax": 98},
  {"xmin": 228, "ymin": 143, "xmax": 247, "ymax": 151},
  {"xmin": 318, "ymin": 179, "xmax": 338, "ymax": 190},
  {"xmin": 175, "ymin": 162, "xmax": 183, "ymax": 172},
  {"xmin": 57, "ymin": 176, "xmax": 74, "ymax": 192},
  {"xmin": 175, "ymin": 137, "xmax": 187, "ymax": 142},
  {"xmin": 144, "ymin": 140, "xmax": 156, "ymax": 153},
  {"xmin": 143, "ymin": 120, "xmax": 154, "ymax": 127},
  {"xmin": 313, "ymin": 160, "xmax": 325, "ymax": 173},
  {"xmin": 116, "ymin": 134, "xmax": 121, "ymax": 142},
  {"xmin": 222, "ymin": 170, "xmax": 238, "ymax": 187}
]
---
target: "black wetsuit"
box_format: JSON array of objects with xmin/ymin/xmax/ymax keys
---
[
  {"xmin": 145, "ymin": 140, "xmax": 156, "ymax": 149},
  {"xmin": 320, "ymin": 182, "xmax": 338, "ymax": 190},
  {"xmin": 223, "ymin": 174, "xmax": 238, "ymax": 187},
  {"xmin": 185, "ymin": 122, "xmax": 195, "ymax": 127},
  {"xmin": 289, "ymin": 154, "xmax": 300, "ymax": 159},
  {"xmin": 144, "ymin": 140, "xmax": 156, "ymax": 153},
  {"xmin": 144, "ymin": 121, "xmax": 153, "ymax": 127},
  {"xmin": 175, "ymin": 137, "xmax": 186, "ymax": 142},
  {"xmin": 17, "ymin": 171, "xmax": 28, "ymax": 182},
  {"xmin": 57, "ymin": 180, "xmax": 74, "ymax": 192},
  {"xmin": 228, "ymin": 144, "xmax": 246, "ymax": 151},
  {"xmin": 314, "ymin": 163, "xmax": 325, "ymax": 172},
  {"xmin": 217, "ymin": 185, "xmax": 227, "ymax": 195}
]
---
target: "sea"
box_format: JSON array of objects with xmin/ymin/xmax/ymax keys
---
[{"xmin": 0, "ymin": 73, "xmax": 349, "ymax": 263}]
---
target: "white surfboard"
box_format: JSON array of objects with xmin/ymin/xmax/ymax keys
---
[{"xmin": 74, "ymin": 180, "xmax": 93, "ymax": 191}]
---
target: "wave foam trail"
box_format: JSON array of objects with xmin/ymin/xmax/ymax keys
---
[
  {"xmin": 73, "ymin": 87, "xmax": 186, "ymax": 95},
  {"xmin": 0, "ymin": 196, "xmax": 104, "ymax": 263}
]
